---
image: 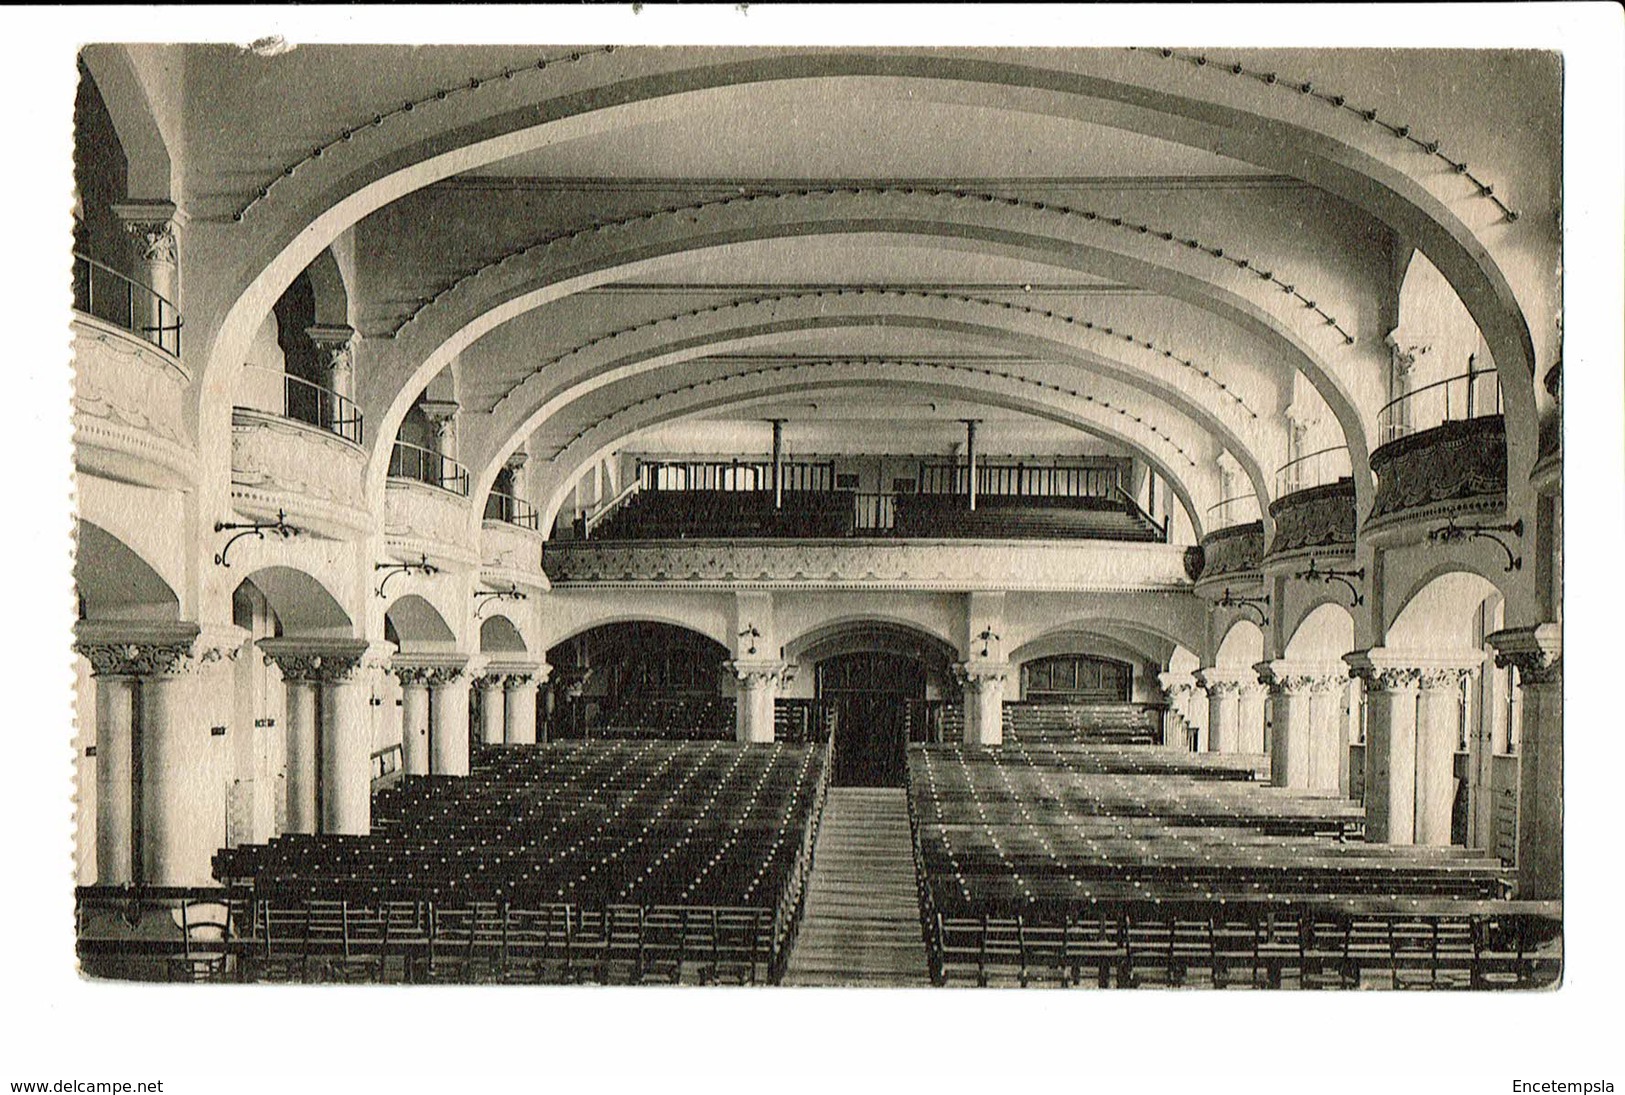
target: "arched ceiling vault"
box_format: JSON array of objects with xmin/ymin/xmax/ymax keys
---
[
  {"xmin": 192, "ymin": 52, "xmax": 1543, "ymax": 490},
  {"xmin": 520, "ymin": 366, "xmax": 1221, "ymax": 540}
]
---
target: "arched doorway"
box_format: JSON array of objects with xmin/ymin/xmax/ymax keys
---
[{"xmin": 819, "ymin": 652, "xmax": 925, "ymax": 787}]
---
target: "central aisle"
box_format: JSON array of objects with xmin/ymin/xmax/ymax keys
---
[{"xmin": 783, "ymin": 787, "xmax": 932, "ymax": 987}]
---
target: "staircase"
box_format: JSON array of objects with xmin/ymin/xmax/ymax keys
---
[{"xmin": 783, "ymin": 788, "xmax": 931, "ymax": 987}]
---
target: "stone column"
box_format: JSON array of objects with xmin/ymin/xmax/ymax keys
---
[
  {"xmin": 1257, "ymin": 663, "xmax": 1317, "ymax": 789},
  {"xmin": 730, "ymin": 661, "xmax": 786, "ymax": 743},
  {"xmin": 111, "ymin": 201, "xmax": 179, "ymax": 350},
  {"xmin": 503, "ymin": 673, "xmax": 538, "ymax": 745},
  {"xmin": 953, "ymin": 663, "xmax": 1010, "ymax": 746},
  {"xmin": 76, "ymin": 646, "xmax": 143, "ymax": 884},
  {"xmin": 395, "ymin": 668, "xmax": 432, "ymax": 776},
  {"xmin": 1157, "ymin": 671, "xmax": 1198, "ymax": 751},
  {"xmin": 1195, "ymin": 670, "xmax": 1242, "ymax": 754},
  {"xmin": 283, "ymin": 677, "xmax": 320, "ymax": 835},
  {"xmin": 1307, "ymin": 680, "xmax": 1345, "ymax": 792},
  {"xmin": 1414, "ymin": 667, "xmax": 1471, "ymax": 846},
  {"xmin": 420, "ymin": 399, "xmax": 460, "ymax": 463},
  {"xmin": 428, "ymin": 666, "xmax": 472, "ymax": 776},
  {"xmin": 317, "ymin": 653, "xmax": 372, "ymax": 836},
  {"xmin": 306, "ymin": 324, "xmax": 356, "ymax": 399},
  {"xmin": 477, "ymin": 675, "xmax": 506, "ymax": 745},
  {"xmin": 1488, "ymin": 624, "xmax": 1562, "ymax": 899},
  {"xmin": 1347, "ymin": 653, "xmax": 1421, "ymax": 844},
  {"xmin": 1237, "ymin": 681, "xmax": 1268, "ymax": 755}
]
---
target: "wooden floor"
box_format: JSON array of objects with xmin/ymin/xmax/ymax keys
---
[{"xmin": 783, "ymin": 787, "xmax": 931, "ymax": 987}]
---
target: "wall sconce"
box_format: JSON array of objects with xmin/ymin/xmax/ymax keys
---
[
  {"xmin": 375, "ymin": 553, "xmax": 439, "ymax": 598},
  {"xmin": 738, "ymin": 625, "xmax": 761, "ymax": 656},
  {"xmin": 1427, "ymin": 517, "xmax": 1523, "ymax": 572},
  {"xmin": 1217, "ymin": 587, "xmax": 1270, "ymax": 626},
  {"xmin": 976, "ymin": 626, "xmax": 1001, "ymax": 658},
  {"xmin": 214, "ymin": 508, "xmax": 300, "ymax": 567},
  {"xmin": 1295, "ymin": 557, "xmax": 1366, "ymax": 606},
  {"xmin": 474, "ymin": 584, "xmax": 528, "ymax": 615}
]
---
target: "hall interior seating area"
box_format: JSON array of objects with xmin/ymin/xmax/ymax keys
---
[
  {"xmin": 65, "ymin": 42, "xmax": 1567, "ymax": 994},
  {"xmin": 188, "ymin": 739, "xmax": 830, "ymax": 983}
]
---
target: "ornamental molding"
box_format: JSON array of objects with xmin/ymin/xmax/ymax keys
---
[
  {"xmin": 74, "ymin": 620, "xmax": 201, "ymax": 679},
  {"xmin": 1194, "ymin": 667, "xmax": 1248, "ymax": 695},
  {"xmin": 258, "ymin": 638, "xmax": 371, "ymax": 683},
  {"xmin": 230, "ymin": 409, "xmax": 368, "ymax": 529},
  {"xmin": 385, "ymin": 479, "xmax": 477, "ymax": 563},
  {"xmin": 112, "ymin": 200, "xmax": 179, "ymax": 266},
  {"xmin": 1265, "ymin": 479, "xmax": 1357, "ymax": 559},
  {"xmin": 1344, "ymin": 647, "xmax": 1483, "ymax": 692},
  {"xmin": 1193, "ymin": 521, "xmax": 1264, "ymax": 587},
  {"xmin": 543, "ymin": 539, "xmax": 1191, "ymax": 593},
  {"xmin": 1255, "ymin": 659, "xmax": 1347, "ymax": 695},
  {"xmin": 1486, "ymin": 624, "xmax": 1562, "ymax": 687},
  {"xmin": 728, "ymin": 659, "xmax": 790, "ymax": 687},
  {"xmin": 1368, "ymin": 417, "xmax": 1507, "ymax": 531},
  {"xmin": 952, "ymin": 661, "xmax": 1013, "ymax": 690}
]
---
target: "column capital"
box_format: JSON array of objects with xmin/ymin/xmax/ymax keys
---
[
  {"xmin": 1194, "ymin": 667, "xmax": 1245, "ymax": 695},
  {"xmin": 1157, "ymin": 670, "xmax": 1197, "ymax": 697},
  {"xmin": 392, "ymin": 653, "xmax": 473, "ymax": 687},
  {"xmin": 1486, "ymin": 623, "xmax": 1562, "ymax": 687},
  {"xmin": 258, "ymin": 638, "xmax": 371, "ymax": 684},
  {"xmin": 952, "ymin": 661, "xmax": 1012, "ymax": 690},
  {"xmin": 1255, "ymin": 659, "xmax": 1347, "ymax": 696},
  {"xmin": 111, "ymin": 200, "xmax": 180, "ymax": 259},
  {"xmin": 74, "ymin": 620, "xmax": 201, "ymax": 679},
  {"xmin": 1343, "ymin": 647, "xmax": 1481, "ymax": 693},
  {"xmin": 728, "ymin": 659, "xmax": 789, "ymax": 687},
  {"xmin": 305, "ymin": 324, "xmax": 356, "ymax": 369},
  {"xmin": 418, "ymin": 398, "xmax": 460, "ymax": 425}
]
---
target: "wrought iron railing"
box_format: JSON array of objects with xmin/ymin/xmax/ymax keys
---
[
  {"xmin": 637, "ymin": 459, "xmax": 836, "ymax": 493},
  {"xmin": 1377, "ymin": 363, "xmax": 1504, "ymax": 445},
  {"xmin": 918, "ymin": 460, "xmax": 1122, "ymax": 498},
  {"xmin": 73, "ymin": 252, "xmax": 181, "ymax": 356},
  {"xmin": 389, "ymin": 440, "xmax": 469, "ymax": 496},
  {"xmin": 483, "ymin": 489, "xmax": 540, "ymax": 530},
  {"xmin": 1206, "ymin": 493, "xmax": 1261, "ymax": 529},
  {"xmin": 1274, "ymin": 445, "xmax": 1351, "ymax": 497},
  {"xmin": 853, "ymin": 492, "xmax": 897, "ymax": 531},
  {"xmin": 283, "ymin": 372, "xmax": 363, "ymax": 445}
]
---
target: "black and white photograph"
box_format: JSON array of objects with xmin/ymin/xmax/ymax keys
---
[{"xmin": 5, "ymin": 4, "xmax": 1622, "ymax": 1092}]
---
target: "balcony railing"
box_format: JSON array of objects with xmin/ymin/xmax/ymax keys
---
[
  {"xmin": 73, "ymin": 253, "xmax": 181, "ymax": 356},
  {"xmin": 1274, "ymin": 445, "xmax": 1351, "ymax": 497},
  {"xmin": 637, "ymin": 459, "xmax": 835, "ymax": 493},
  {"xmin": 918, "ymin": 460, "xmax": 1123, "ymax": 498},
  {"xmin": 1377, "ymin": 363, "xmax": 1504, "ymax": 445},
  {"xmin": 483, "ymin": 489, "xmax": 540, "ymax": 530},
  {"xmin": 389, "ymin": 440, "xmax": 469, "ymax": 496},
  {"xmin": 853, "ymin": 492, "xmax": 897, "ymax": 531},
  {"xmin": 283, "ymin": 373, "xmax": 363, "ymax": 445},
  {"xmin": 1206, "ymin": 493, "xmax": 1261, "ymax": 529}
]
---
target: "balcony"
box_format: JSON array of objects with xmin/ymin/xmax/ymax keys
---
[
  {"xmin": 542, "ymin": 537, "xmax": 1191, "ymax": 593},
  {"xmin": 385, "ymin": 442, "xmax": 477, "ymax": 567},
  {"xmin": 72, "ymin": 257, "xmax": 194, "ymax": 491},
  {"xmin": 74, "ymin": 253, "xmax": 180, "ymax": 357},
  {"xmin": 237, "ymin": 366, "xmax": 363, "ymax": 445},
  {"xmin": 1368, "ymin": 368, "xmax": 1507, "ymax": 539},
  {"xmin": 1188, "ymin": 520, "xmax": 1265, "ymax": 592},
  {"xmin": 230, "ymin": 365, "xmax": 369, "ymax": 537},
  {"xmin": 1264, "ymin": 446, "xmax": 1356, "ymax": 566},
  {"xmin": 388, "ymin": 441, "xmax": 469, "ymax": 496},
  {"xmin": 482, "ymin": 490, "xmax": 547, "ymax": 587}
]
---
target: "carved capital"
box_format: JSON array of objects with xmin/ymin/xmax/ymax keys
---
[
  {"xmin": 113, "ymin": 201, "xmax": 179, "ymax": 266},
  {"xmin": 1157, "ymin": 671, "xmax": 1197, "ymax": 699},
  {"xmin": 952, "ymin": 662, "xmax": 1011, "ymax": 691},
  {"xmin": 1194, "ymin": 668, "xmax": 1243, "ymax": 696},
  {"xmin": 392, "ymin": 665, "xmax": 431, "ymax": 688},
  {"xmin": 74, "ymin": 620, "xmax": 202, "ymax": 679},
  {"xmin": 1255, "ymin": 660, "xmax": 1346, "ymax": 696},
  {"xmin": 1487, "ymin": 624, "xmax": 1562, "ymax": 688},
  {"xmin": 729, "ymin": 660, "xmax": 788, "ymax": 688},
  {"xmin": 1417, "ymin": 666, "xmax": 1473, "ymax": 691},
  {"xmin": 259, "ymin": 639, "xmax": 370, "ymax": 684},
  {"xmin": 305, "ymin": 324, "xmax": 356, "ymax": 378}
]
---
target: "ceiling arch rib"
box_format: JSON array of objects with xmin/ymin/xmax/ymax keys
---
[
  {"xmin": 456, "ymin": 301, "xmax": 1277, "ymax": 520},
  {"xmin": 521, "ymin": 363, "xmax": 1222, "ymax": 541},
  {"xmin": 357, "ymin": 205, "xmax": 1377, "ymax": 502},
  {"xmin": 198, "ymin": 52, "xmax": 1538, "ymax": 498}
]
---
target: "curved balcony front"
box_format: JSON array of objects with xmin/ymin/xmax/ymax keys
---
[
  {"xmin": 1189, "ymin": 520, "xmax": 1266, "ymax": 598},
  {"xmin": 386, "ymin": 444, "xmax": 478, "ymax": 569},
  {"xmin": 1367, "ymin": 417, "xmax": 1508, "ymax": 544},
  {"xmin": 230, "ymin": 407, "xmax": 369, "ymax": 538},
  {"xmin": 1263, "ymin": 446, "xmax": 1357, "ymax": 572},
  {"xmin": 72, "ymin": 267, "xmax": 194, "ymax": 492},
  {"xmin": 482, "ymin": 492, "xmax": 549, "ymax": 589}
]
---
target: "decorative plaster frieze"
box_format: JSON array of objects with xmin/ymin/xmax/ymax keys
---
[{"xmin": 542, "ymin": 539, "xmax": 1191, "ymax": 592}]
